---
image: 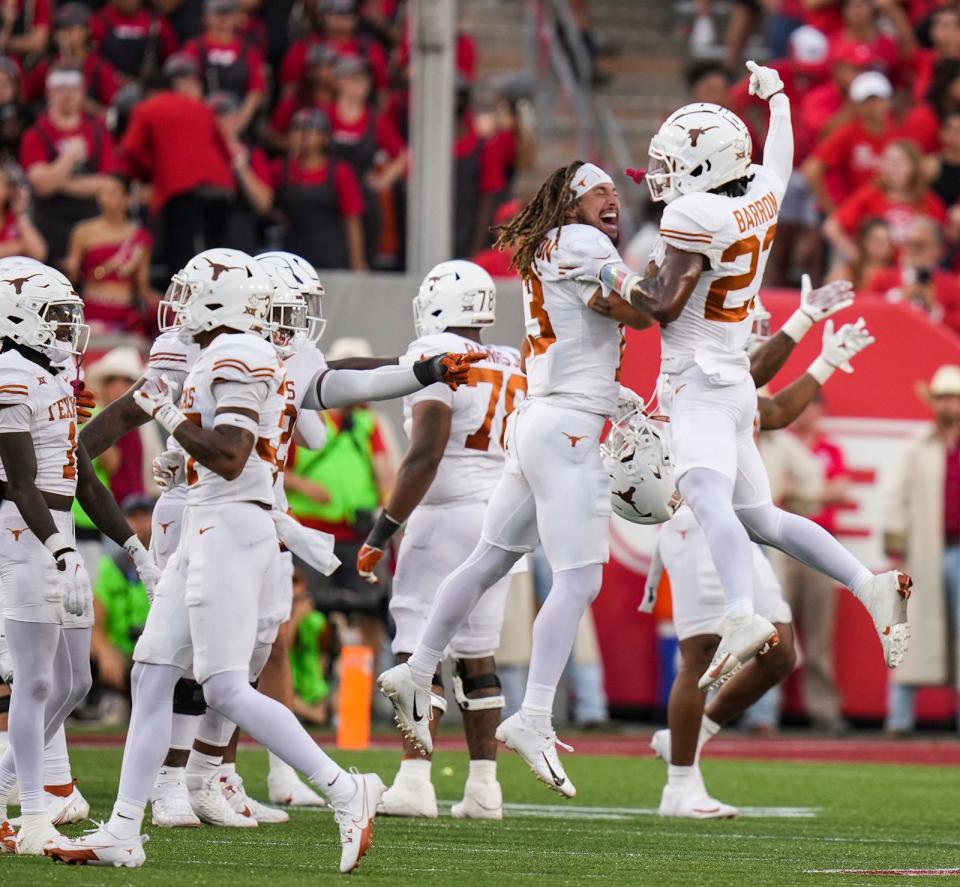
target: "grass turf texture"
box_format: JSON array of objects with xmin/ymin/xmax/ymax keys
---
[{"xmin": 7, "ymin": 745, "xmax": 958, "ymax": 886}]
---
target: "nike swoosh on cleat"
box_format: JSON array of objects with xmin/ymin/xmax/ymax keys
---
[
  {"xmin": 542, "ymin": 753, "xmax": 566, "ymax": 787},
  {"xmin": 708, "ymin": 653, "xmax": 730, "ymax": 678},
  {"xmin": 412, "ymin": 695, "xmax": 424, "ymax": 723}
]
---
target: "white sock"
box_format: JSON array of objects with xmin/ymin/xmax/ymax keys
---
[
  {"xmin": 317, "ymin": 768, "xmax": 356, "ymax": 808},
  {"xmin": 667, "ymin": 764, "xmax": 700, "ymax": 791},
  {"xmin": 398, "ymin": 758, "xmax": 432, "ymax": 781},
  {"xmin": 520, "ymin": 704, "xmax": 552, "ymax": 733},
  {"xmin": 185, "ymin": 750, "xmax": 222, "ymax": 791},
  {"xmin": 155, "ymin": 765, "xmax": 185, "ymax": 786},
  {"xmin": 850, "ymin": 569, "xmax": 879, "ymax": 600},
  {"xmin": 699, "ymin": 715, "xmax": 721, "ymax": 754},
  {"xmin": 108, "ymin": 798, "xmax": 145, "ymax": 839},
  {"xmin": 43, "ymin": 725, "xmax": 73, "ymax": 787},
  {"xmin": 406, "ymin": 646, "xmax": 443, "ymax": 689},
  {"xmin": 468, "ymin": 759, "xmax": 497, "ymax": 784}
]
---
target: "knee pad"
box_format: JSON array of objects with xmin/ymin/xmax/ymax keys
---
[
  {"xmin": 172, "ymin": 677, "xmax": 207, "ymax": 716},
  {"xmin": 430, "ymin": 670, "xmax": 447, "ymax": 714},
  {"xmin": 452, "ymin": 660, "xmax": 505, "ymax": 712}
]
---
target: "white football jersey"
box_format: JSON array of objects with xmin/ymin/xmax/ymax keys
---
[
  {"xmin": 144, "ymin": 331, "xmax": 201, "ymax": 504},
  {"xmin": 178, "ymin": 332, "xmax": 285, "ymax": 506},
  {"xmin": 272, "ymin": 342, "xmax": 328, "ymax": 513},
  {"xmin": 0, "ymin": 349, "xmax": 78, "ymax": 497},
  {"xmin": 652, "ymin": 164, "xmax": 787, "ymax": 381},
  {"xmin": 403, "ymin": 332, "xmax": 526, "ymax": 506},
  {"xmin": 523, "ymin": 224, "xmax": 625, "ymax": 417}
]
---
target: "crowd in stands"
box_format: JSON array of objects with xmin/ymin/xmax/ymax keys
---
[{"xmin": 681, "ymin": 0, "xmax": 960, "ymax": 339}]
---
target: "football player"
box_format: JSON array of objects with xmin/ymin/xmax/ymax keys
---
[
  {"xmin": 0, "ymin": 264, "xmax": 158, "ymax": 854},
  {"xmin": 357, "ymin": 261, "xmax": 525, "ymax": 820},
  {"xmin": 46, "ymin": 249, "xmax": 479, "ymax": 872},
  {"xmin": 587, "ymin": 62, "xmax": 910, "ymax": 689},
  {"xmin": 378, "ymin": 161, "xmax": 653, "ymax": 798},
  {"xmin": 633, "ymin": 302, "xmax": 875, "ymax": 817}
]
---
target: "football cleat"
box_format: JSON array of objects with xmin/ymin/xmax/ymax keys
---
[
  {"xmin": 698, "ymin": 613, "xmax": 779, "ymax": 691},
  {"xmin": 267, "ymin": 764, "xmax": 326, "ymax": 808},
  {"xmin": 495, "ymin": 712, "xmax": 576, "ymax": 798},
  {"xmin": 650, "ymin": 728, "xmax": 671, "ymax": 764},
  {"xmin": 13, "ymin": 814, "xmax": 62, "ymax": 855},
  {"xmin": 47, "ymin": 785, "xmax": 90, "ymax": 826},
  {"xmin": 659, "ymin": 784, "xmax": 738, "ymax": 819},
  {"xmin": 450, "ymin": 779, "xmax": 503, "ymax": 820},
  {"xmin": 377, "ymin": 663, "xmax": 434, "ymax": 756},
  {"xmin": 188, "ymin": 772, "xmax": 258, "ymax": 828},
  {"xmin": 0, "ymin": 816, "xmax": 15, "ymax": 853},
  {"xmin": 334, "ymin": 771, "xmax": 384, "ymax": 874},
  {"xmin": 45, "ymin": 822, "xmax": 148, "ymax": 866},
  {"xmin": 378, "ymin": 774, "xmax": 438, "ymax": 818},
  {"xmin": 151, "ymin": 770, "xmax": 201, "ymax": 828},
  {"xmin": 858, "ymin": 571, "xmax": 912, "ymax": 668},
  {"xmin": 221, "ymin": 771, "xmax": 289, "ymax": 824}
]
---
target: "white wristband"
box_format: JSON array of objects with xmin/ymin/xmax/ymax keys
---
[
  {"xmin": 806, "ymin": 356, "xmax": 836, "ymax": 385},
  {"xmin": 43, "ymin": 532, "xmax": 71, "ymax": 557},
  {"xmin": 123, "ymin": 534, "xmax": 148, "ymax": 564},
  {"xmin": 154, "ymin": 402, "xmax": 187, "ymax": 434},
  {"xmin": 780, "ymin": 309, "xmax": 813, "ymax": 343}
]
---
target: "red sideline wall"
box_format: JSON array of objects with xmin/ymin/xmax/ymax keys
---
[{"xmin": 598, "ymin": 293, "xmax": 960, "ymax": 719}]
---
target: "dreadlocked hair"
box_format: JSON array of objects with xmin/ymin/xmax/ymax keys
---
[{"xmin": 493, "ymin": 159, "xmax": 585, "ymax": 280}]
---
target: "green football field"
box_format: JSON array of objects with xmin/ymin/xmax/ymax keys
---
[{"xmin": 7, "ymin": 744, "xmax": 960, "ymax": 887}]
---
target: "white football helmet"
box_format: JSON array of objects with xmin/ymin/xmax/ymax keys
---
[
  {"xmin": 745, "ymin": 293, "xmax": 771, "ymax": 353},
  {"xmin": 256, "ymin": 251, "xmax": 326, "ymax": 357},
  {"xmin": 0, "ymin": 263, "xmax": 88, "ymax": 362},
  {"xmin": 413, "ymin": 260, "xmax": 496, "ymax": 338},
  {"xmin": 159, "ymin": 248, "xmax": 274, "ymax": 342},
  {"xmin": 601, "ymin": 405, "xmax": 681, "ymax": 525},
  {"xmin": 646, "ymin": 102, "xmax": 752, "ymax": 204}
]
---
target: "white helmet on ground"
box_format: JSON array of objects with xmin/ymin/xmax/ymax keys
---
[
  {"xmin": 0, "ymin": 263, "xmax": 88, "ymax": 362},
  {"xmin": 601, "ymin": 404, "xmax": 681, "ymax": 525},
  {"xmin": 256, "ymin": 251, "xmax": 326, "ymax": 356},
  {"xmin": 159, "ymin": 248, "xmax": 274, "ymax": 341},
  {"xmin": 646, "ymin": 102, "xmax": 752, "ymax": 204},
  {"xmin": 413, "ymin": 260, "xmax": 496, "ymax": 338}
]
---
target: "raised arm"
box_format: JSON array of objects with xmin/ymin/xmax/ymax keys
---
[
  {"xmin": 746, "ymin": 61, "xmax": 793, "ymax": 189},
  {"xmin": 356, "ymin": 399, "xmax": 452, "ymax": 584}
]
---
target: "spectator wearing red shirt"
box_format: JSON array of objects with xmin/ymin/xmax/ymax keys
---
[
  {"xmin": 183, "ymin": 0, "xmax": 266, "ymax": 135},
  {"xmin": 210, "ymin": 90, "xmax": 273, "ymax": 255},
  {"xmin": 328, "ymin": 55, "xmax": 406, "ymax": 267},
  {"xmin": 90, "ymin": 0, "xmax": 179, "ymax": 84},
  {"xmin": 120, "ymin": 52, "xmax": 235, "ymax": 275},
  {"xmin": 268, "ymin": 43, "xmax": 338, "ymax": 151},
  {"xmin": 796, "ymin": 39, "xmax": 871, "ymax": 140},
  {"xmin": 270, "ymin": 108, "xmax": 365, "ymax": 271},
  {"xmin": 926, "ymin": 111, "xmax": 960, "ymax": 210},
  {"xmin": 20, "ymin": 64, "xmax": 118, "ymax": 263},
  {"xmin": 825, "ymin": 139, "xmax": 947, "ymax": 264},
  {"xmin": 0, "ymin": 166, "xmax": 46, "ymax": 261},
  {"xmin": 784, "ymin": 395, "xmax": 851, "ymax": 733},
  {"xmin": 866, "ymin": 216, "xmax": 960, "ymax": 335},
  {"xmin": 0, "ymin": 0, "xmax": 52, "ymax": 58},
  {"xmin": 26, "ymin": 4, "xmax": 121, "ymax": 114},
  {"xmin": 802, "ymin": 0, "xmax": 843, "ymax": 37},
  {"xmin": 903, "ymin": 58, "xmax": 960, "ymax": 154},
  {"xmin": 63, "ymin": 174, "xmax": 157, "ymax": 333},
  {"xmin": 803, "ymin": 70, "xmax": 896, "ymax": 213},
  {"xmin": 280, "ymin": 0, "xmax": 389, "ymax": 95},
  {"xmin": 910, "ymin": 7, "xmax": 960, "ymax": 102},
  {"xmin": 826, "ymin": 216, "xmax": 895, "ymax": 289},
  {"xmin": 0, "ymin": 55, "xmax": 30, "ymax": 166},
  {"xmin": 826, "ymin": 0, "xmax": 913, "ymax": 85}
]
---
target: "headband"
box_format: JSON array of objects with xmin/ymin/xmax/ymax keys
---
[{"xmin": 570, "ymin": 162, "xmax": 614, "ymax": 199}]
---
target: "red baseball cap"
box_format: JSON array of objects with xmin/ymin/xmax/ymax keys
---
[{"xmin": 829, "ymin": 40, "xmax": 873, "ymax": 68}]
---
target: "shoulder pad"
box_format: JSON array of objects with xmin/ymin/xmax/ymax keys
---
[
  {"xmin": 147, "ymin": 331, "xmax": 197, "ymax": 374},
  {"xmin": 557, "ymin": 224, "xmax": 617, "ymax": 261},
  {"xmin": 0, "ymin": 353, "xmax": 36, "ymax": 406},
  {"xmin": 208, "ymin": 333, "xmax": 282, "ymax": 385},
  {"xmin": 659, "ymin": 196, "xmax": 724, "ymax": 253}
]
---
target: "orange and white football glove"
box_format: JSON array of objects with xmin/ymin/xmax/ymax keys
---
[
  {"xmin": 413, "ymin": 351, "xmax": 485, "ymax": 392},
  {"xmin": 72, "ymin": 380, "xmax": 96, "ymax": 425},
  {"xmin": 357, "ymin": 511, "xmax": 402, "ymax": 584}
]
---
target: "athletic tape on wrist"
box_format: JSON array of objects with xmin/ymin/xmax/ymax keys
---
[
  {"xmin": 599, "ymin": 263, "xmax": 639, "ymax": 296},
  {"xmin": 780, "ymin": 309, "xmax": 813, "ymax": 343},
  {"xmin": 43, "ymin": 532, "xmax": 71, "ymax": 558},
  {"xmin": 807, "ymin": 356, "xmax": 836, "ymax": 384}
]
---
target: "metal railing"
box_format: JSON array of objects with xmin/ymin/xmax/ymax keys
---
[{"xmin": 524, "ymin": 0, "xmax": 639, "ymax": 236}]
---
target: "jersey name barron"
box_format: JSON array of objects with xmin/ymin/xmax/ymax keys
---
[
  {"xmin": 523, "ymin": 223, "xmax": 625, "ymax": 417},
  {"xmin": 178, "ymin": 332, "xmax": 285, "ymax": 506},
  {"xmin": 0, "ymin": 350, "xmax": 79, "ymax": 497},
  {"xmin": 404, "ymin": 332, "xmax": 526, "ymax": 506},
  {"xmin": 653, "ymin": 164, "xmax": 787, "ymax": 380}
]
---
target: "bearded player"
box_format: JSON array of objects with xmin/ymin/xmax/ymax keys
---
[
  {"xmin": 357, "ymin": 261, "xmax": 525, "ymax": 819},
  {"xmin": 48, "ymin": 249, "xmax": 478, "ymax": 872},
  {"xmin": 636, "ymin": 303, "xmax": 875, "ymax": 817},
  {"xmin": 378, "ymin": 162, "xmax": 654, "ymax": 797},
  {"xmin": 589, "ymin": 61, "xmax": 910, "ymax": 690}
]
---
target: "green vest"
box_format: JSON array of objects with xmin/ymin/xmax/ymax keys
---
[
  {"xmin": 72, "ymin": 407, "xmax": 109, "ymax": 532},
  {"xmin": 287, "ymin": 409, "xmax": 380, "ymax": 525},
  {"xmin": 92, "ymin": 554, "xmax": 150, "ymax": 656},
  {"xmin": 290, "ymin": 610, "xmax": 328, "ymax": 705}
]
